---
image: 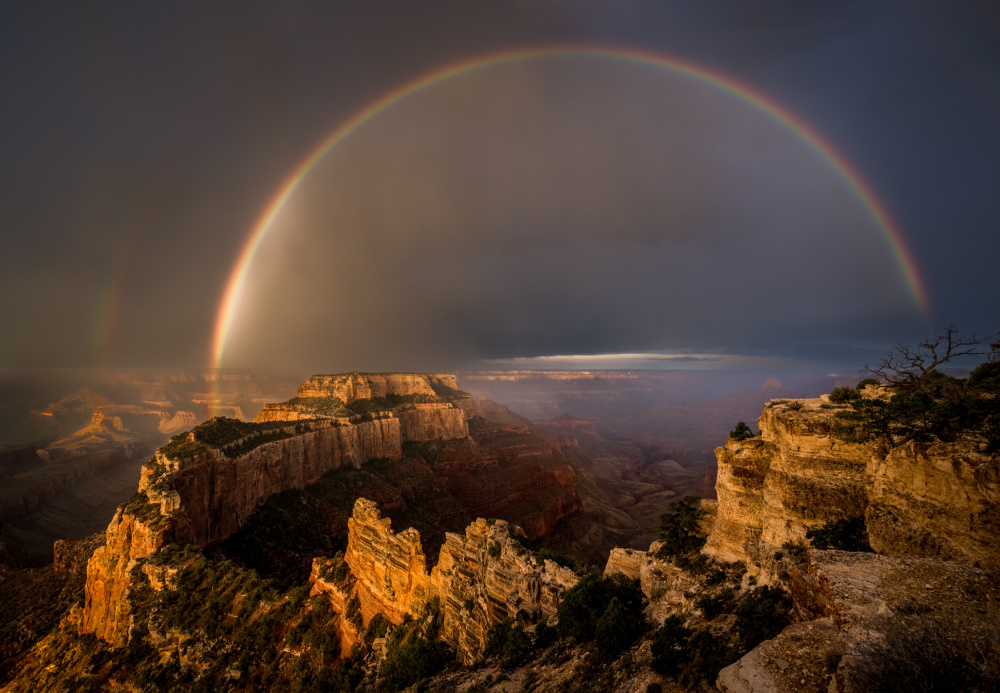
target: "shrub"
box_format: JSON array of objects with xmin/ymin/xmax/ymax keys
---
[
  {"xmin": 856, "ymin": 377, "xmax": 880, "ymax": 389},
  {"xmin": 729, "ymin": 421, "xmax": 755, "ymax": 441},
  {"xmin": 695, "ymin": 587, "xmax": 735, "ymax": 620},
  {"xmin": 703, "ymin": 567, "xmax": 726, "ymax": 586},
  {"xmin": 650, "ymin": 615, "xmax": 690, "ymax": 675},
  {"xmin": 733, "ymin": 586, "xmax": 791, "ymax": 650},
  {"xmin": 364, "ymin": 613, "xmax": 390, "ymax": 644},
  {"xmin": 533, "ymin": 548, "xmax": 584, "ymax": 574},
  {"xmin": 785, "ymin": 401, "xmax": 804, "ymax": 411},
  {"xmin": 806, "ymin": 517, "xmax": 872, "ymax": 552},
  {"xmin": 681, "ymin": 628, "xmax": 738, "ymax": 687},
  {"xmin": 484, "ymin": 617, "xmax": 532, "ymax": 669},
  {"xmin": 487, "ymin": 541, "xmax": 501, "ymax": 558},
  {"xmin": 829, "ymin": 386, "xmax": 861, "ymax": 404},
  {"xmin": 657, "ymin": 496, "xmax": 706, "ymax": 557},
  {"xmin": 533, "ymin": 619, "xmax": 557, "ymax": 651},
  {"xmin": 379, "ymin": 622, "xmax": 454, "ymax": 689},
  {"xmin": 836, "ymin": 328, "xmax": 1000, "ymax": 449},
  {"xmin": 557, "ymin": 574, "xmax": 645, "ymax": 645},
  {"xmin": 595, "ymin": 597, "xmax": 637, "ymax": 659}
]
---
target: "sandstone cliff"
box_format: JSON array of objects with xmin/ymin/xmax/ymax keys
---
[
  {"xmin": 704, "ymin": 397, "xmax": 1000, "ymax": 576},
  {"xmin": 254, "ymin": 372, "xmax": 469, "ymax": 442},
  {"xmin": 324, "ymin": 498, "xmax": 579, "ymax": 664},
  {"xmin": 293, "ymin": 372, "xmax": 462, "ymax": 401},
  {"xmin": 79, "ymin": 416, "xmax": 403, "ymax": 644}
]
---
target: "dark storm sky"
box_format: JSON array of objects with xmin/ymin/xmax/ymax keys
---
[{"xmin": 1, "ymin": 1, "xmax": 998, "ymax": 372}]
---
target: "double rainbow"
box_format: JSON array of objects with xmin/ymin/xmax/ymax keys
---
[{"xmin": 212, "ymin": 45, "xmax": 929, "ymax": 372}]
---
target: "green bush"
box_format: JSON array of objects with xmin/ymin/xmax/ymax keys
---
[
  {"xmin": 650, "ymin": 615, "xmax": 691, "ymax": 675},
  {"xmin": 364, "ymin": 613, "xmax": 390, "ymax": 644},
  {"xmin": 557, "ymin": 574, "xmax": 646, "ymax": 645},
  {"xmin": 834, "ymin": 334, "xmax": 1000, "ymax": 449},
  {"xmin": 484, "ymin": 617, "xmax": 532, "ymax": 669},
  {"xmin": 533, "ymin": 619, "xmax": 558, "ymax": 651},
  {"xmin": 594, "ymin": 597, "xmax": 637, "ymax": 659},
  {"xmin": 657, "ymin": 496, "xmax": 706, "ymax": 557},
  {"xmin": 681, "ymin": 628, "xmax": 738, "ymax": 687},
  {"xmin": 733, "ymin": 586, "xmax": 791, "ymax": 650},
  {"xmin": 533, "ymin": 548, "xmax": 584, "ymax": 575},
  {"xmin": 695, "ymin": 587, "xmax": 735, "ymax": 620},
  {"xmin": 806, "ymin": 517, "xmax": 872, "ymax": 552},
  {"xmin": 729, "ymin": 421, "xmax": 755, "ymax": 441},
  {"xmin": 829, "ymin": 386, "xmax": 861, "ymax": 404},
  {"xmin": 378, "ymin": 623, "xmax": 454, "ymax": 689},
  {"xmin": 856, "ymin": 377, "xmax": 880, "ymax": 389}
]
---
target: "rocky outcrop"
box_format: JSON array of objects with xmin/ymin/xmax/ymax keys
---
[
  {"xmin": 394, "ymin": 403, "xmax": 467, "ymax": 443},
  {"xmin": 160, "ymin": 419, "xmax": 401, "ymax": 546},
  {"xmin": 345, "ymin": 499, "xmax": 434, "ymax": 624},
  {"xmin": 603, "ymin": 542, "xmax": 698, "ymax": 624},
  {"xmin": 718, "ymin": 549, "xmax": 1000, "ymax": 693},
  {"xmin": 866, "ymin": 439, "xmax": 1000, "ymax": 569},
  {"xmin": 81, "ymin": 415, "xmax": 402, "ymax": 645},
  {"xmin": 294, "ymin": 373, "xmax": 461, "ymax": 402},
  {"xmin": 431, "ymin": 516, "xmax": 578, "ymax": 663},
  {"xmin": 704, "ymin": 397, "xmax": 1000, "ymax": 575},
  {"xmin": 335, "ymin": 498, "xmax": 579, "ymax": 664},
  {"xmin": 603, "ymin": 548, "xmax": 644, "ymax": 581},
  {"xmin": 255, "ymin": 372, "xmax": 470, "ymax": 442},
  {"xmin": 81, "ymin": 503, "xmax": 173, "ymax": 645}
]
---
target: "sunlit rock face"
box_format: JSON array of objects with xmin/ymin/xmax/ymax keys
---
[
  {"xmin": 293, "ymin": 372, "xmax": 462, "ymax": 402},
  {"xmin": 81, "ymin": 504, "xmax": 172, "ymax": 645},
  {"xmin": 603, "ymin": 542, "xmax": 698, "ymax": 625},
  {"xmin": 254, "ymin": 372, "xmax": 470, "ymax": 442},
  {"xmin": 81, "ymin": 418, "xmax": 393, "ymax": 645},
  {"xmin": 705, "ymin": 398, "xmax": 1000, "ymax": 576},
  {"xmin": 394, "ymin": 403, "xmax": 468, "ymax": 442},
  {"xmin": 337, "ymin": 498, "xmax": 579, "ymax": 664}
]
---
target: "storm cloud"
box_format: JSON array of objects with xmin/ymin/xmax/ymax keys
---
[{"xmin": 1, "ymin": 2, "xmax": 997, "ymax": 371}]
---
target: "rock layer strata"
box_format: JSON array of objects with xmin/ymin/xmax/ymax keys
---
[
  {"xmin": 705, "ymin": 398, "xmax": 1000, "ymax": 575},
  {"xmin": 332, "ymin": 498, "xmax": 579, "ymax": 664}
]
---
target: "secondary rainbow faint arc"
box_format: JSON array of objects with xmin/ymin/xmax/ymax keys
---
[{"xmin": 212, "ymin": 45, "xmax": 930, "ymax": 370}]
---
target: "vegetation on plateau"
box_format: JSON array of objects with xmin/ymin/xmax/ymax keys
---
[
  {"xmin": 831, "ymin": 326, "xmax": 1000, "ymax": 451},
  {"xmin": 281, "ymin": 391, "xmax": 459, "ymax": 420},
  {"xmin": 160, "ymin": 418, "xmax": 304, "ymax": 460}
]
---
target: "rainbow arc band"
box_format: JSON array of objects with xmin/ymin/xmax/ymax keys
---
[{"xmin": 211, "ymin": 45, "xmax": 930, "ymax": 388}]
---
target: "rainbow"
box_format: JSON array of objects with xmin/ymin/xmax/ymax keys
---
[{"xmin": 212, "ymin": 45, "xmax": 930, "ymax": 376}]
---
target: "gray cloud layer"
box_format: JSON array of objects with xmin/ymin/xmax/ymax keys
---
[
  {"xmin": 224, "ymin": 60, "xmax": 918, "ymax": 372},
  {"xmin": 1, "ymin": 2, "xmax": 997, "ymax": 370}
]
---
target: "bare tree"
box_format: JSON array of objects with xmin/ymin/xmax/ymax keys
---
[{"xmin": 865, "ymin": 325, "xmax": 993, "ymax": 394}]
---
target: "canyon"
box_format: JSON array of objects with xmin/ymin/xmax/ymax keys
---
[
  {"xmin": 77, "ymin": 373, "xmax": 582, "ymax": 648},
  {"xmin": 1, "ymin": 373, "xmax": 996, "ymax": 692}
]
